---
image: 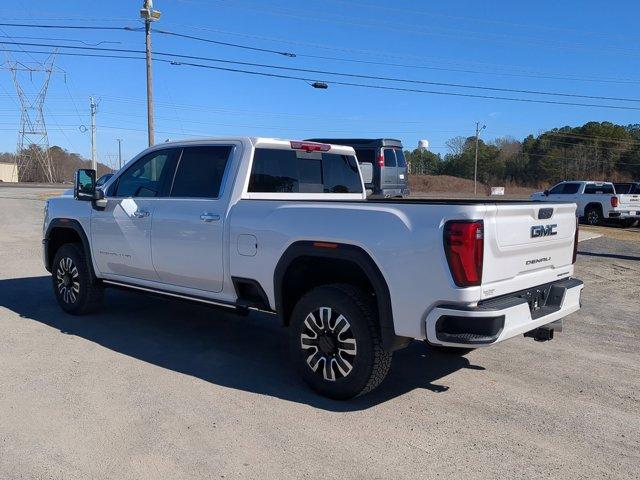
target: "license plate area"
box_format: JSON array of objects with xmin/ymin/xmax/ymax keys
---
[{"xmin": 478, "ymin": 279, "xmax": 572, "ymax": 320}]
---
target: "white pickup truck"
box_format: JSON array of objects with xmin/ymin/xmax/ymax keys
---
[
  {"xmin": 531, "ymin": 180, "xmax": 640, "ymax": 227},
  {"xmin": 43, "ymin": 138, "xmax": 583, "ymax": 399}
]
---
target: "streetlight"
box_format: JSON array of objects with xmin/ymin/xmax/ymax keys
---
[
  {"xmin": 474, "ymin": 122, "xmax": 486, "ymax": 195},
  {"xmin": 140, "ymin": 0, "xmax": 161, "ymax": 147}
]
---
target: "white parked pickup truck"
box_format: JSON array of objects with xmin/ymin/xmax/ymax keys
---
[
  {"xmin": 531, "ymin": 180, "xmax": 640, "ymax": 227},
  {"xmin": 43, "ymin": 138, "xmax": 583, "ymax": 399}
]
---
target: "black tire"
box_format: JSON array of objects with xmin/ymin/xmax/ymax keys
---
[
  {"xmin": 289, "ymin": 284, "xmax": 391, "ymax": 400},
  {"xmin": 52, "ymin": 243, "xmax": 104, "ymax": 314},
  {"xmin": 584, "ymin": 205, "xmax": 602, "ymax": 226}
]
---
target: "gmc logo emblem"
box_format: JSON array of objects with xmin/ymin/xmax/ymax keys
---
[{"xmin": 531, "ymin": 224, "xmax": 558, "ymax": 238}]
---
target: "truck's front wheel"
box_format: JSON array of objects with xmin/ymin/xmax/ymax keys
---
[
  {"xmin": 289, "ymin": 284, "xmax": 391, "ymax": 399},
  {"xmin": 52, "ymin": 243, "xmax": 103, "ymax": 314}
]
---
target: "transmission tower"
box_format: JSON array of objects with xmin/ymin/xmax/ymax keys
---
[{"xmin": 4, "ymin": 55, "xmax": 57, "ymax": 182}]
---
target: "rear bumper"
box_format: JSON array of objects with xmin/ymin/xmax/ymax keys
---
[
  {"xmin": 608, "ymin": 210, "xmax": 640, "ymax": 219},
  {"xmin": 425, "ymin": 278, "xmax": 583, "ymax": 347}
]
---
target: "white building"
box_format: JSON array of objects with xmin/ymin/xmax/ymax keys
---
[{"xmin": 0, "ymin": 162, "xmax": 18, "ymax": 183}]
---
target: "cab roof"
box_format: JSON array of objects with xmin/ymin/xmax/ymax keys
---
[{"xmin": 153, "ymin": 137, "xmax": 356, "ymax": 155}]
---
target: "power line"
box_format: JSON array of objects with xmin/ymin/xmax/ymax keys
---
[
  {"xmin": 180, "ymin": 0, "xmax": 640, "ymax": 58},
  {"xmin": 3, "ymin": 40, "xmax": 640, "ymax": 106},
  {"xmin": 0, "ymin": 22, "xmax": 297, "ymax": 57},
  {"xmin": 328, "ymin": 0, "xmax": 640, "ymax": 41},
  {"xmin": 154, "ymin": 28, "xmax": 296, "ymax": 57},
  {"xmin": 6, "ymin": 22, "xmax": 640, "ymax": 86},
  {"xmin": 151, "ymin": 27, "xmax": 640, "ymax": 87},
  {"xmin": 5, "ymin": 45, "xmax": 640, "ymax": 111},
  {"xmin": 544, "ymin": 131, "xmax": 640, "ymax": 146},
  {"xmin": 168, "ymin": 59, "xmax": 640, "ymax": 111},
  {"xmin": 0, "ymin": 22, "xmax": 130, "ymax": 31}
]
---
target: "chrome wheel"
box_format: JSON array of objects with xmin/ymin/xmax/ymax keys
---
[
  {"xmin": 587, "ymin": 209, "xmax": 599, "ymax": 225},
  {"xmin": 56, "ymin": 257, "xmax": 80, "ymax": 304},
  {"xmin": 300, "ymin": 307, "xmax": 357, "ymax": 381}
]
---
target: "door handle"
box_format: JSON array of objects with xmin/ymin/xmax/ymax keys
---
[
  {"xmin": 132, "ymin": 209, "xmax": 150, "ymax": 218},
  {"xmin": 200, "ymin": 213, "xmax": 220, "ymax": 223}
]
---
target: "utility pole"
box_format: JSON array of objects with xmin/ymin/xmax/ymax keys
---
[
  {"xmin": 90, "ymin": 96, "xmax": 97, "ymax": 171},
  {"xmin": 117, "ymin": 138, "xmax": 123, "ymax": 169},
  {"xmin": 473, "ymin": 121, "xmax": 486, "ymax": 195},
  {"xmin": 140, "ymin": 0, "xmax": 161, "ymax": 147}
]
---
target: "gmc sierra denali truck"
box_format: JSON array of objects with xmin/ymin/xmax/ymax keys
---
[
  {"xmin": 532, "ymin": 180, "xmax": 640, "ymax": 227},
  {"xmin": 43, "ymin": 138, "xmax": 583, "ymax": 399}
]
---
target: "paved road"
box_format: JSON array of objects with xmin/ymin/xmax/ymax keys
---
[{"xmin": 0, "ymin": 192, "xmax": 638, "ymax": 479}]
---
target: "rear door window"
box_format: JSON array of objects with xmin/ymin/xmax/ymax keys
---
[
  {"xmin": 170, "ymin": 145, "xmax": 232, "ymax": 198},
  {"xmin": 561, "ymin": 183, "xmax": 580, "ymax": 194},
  {"xmin": 383, "ymin": 149, "xmax": 396, "ymax": 167},
  {"xmin": 248, "ymin": 148, "xmax": 362, "ymax": 194},
  {"xmin": 394, "ymin": 149, "xmax": 406, "ymax": 168}
]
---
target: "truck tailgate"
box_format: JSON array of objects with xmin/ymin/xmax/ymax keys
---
[
  {"xmin": 619, "ymin": 194, "xmax": 640, "ymax": 210},
  {"xmin": 481, "ymin": 202, "xmax": 576, "ymax": 298}
]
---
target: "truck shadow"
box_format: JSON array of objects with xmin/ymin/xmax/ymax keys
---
[
  {"xmin": 578, "ymin": 250, "xmax": 640, "ymax": 262},
  {"xmin": 0, "ymin": 276, "xmax": 483, "ymax": 412}
]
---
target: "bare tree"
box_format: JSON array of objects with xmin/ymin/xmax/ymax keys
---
[{"xmin": 445, "ymin": 136, "xmax": 467, "ymax": 155}]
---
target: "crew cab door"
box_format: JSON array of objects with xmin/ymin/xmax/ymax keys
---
[
  {"xmin": 91, "ymin": 148, "xmax": 179, "ymax": 281},
  {"xmin": 150, "ymin": 145, "xmax": 234, "ymax": 293}
]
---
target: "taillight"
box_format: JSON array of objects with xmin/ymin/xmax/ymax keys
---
[
  {"xmin": 572, "ymin": 218, "xmax": 579, "ymax": 264},
  {"xmin": 610, "ymin": 196, "xmax": 619, "ymax": 208},
  {"xmin": 290, "ymin": 141, "xmax": 330, "ymax": 152},
  {"xmin": 444, "ymin": 220, "xmax": 484, "ymax": 287},
  {"xmin": 378, "ymin": 154, "xmax": 385, "ymax": 167}
]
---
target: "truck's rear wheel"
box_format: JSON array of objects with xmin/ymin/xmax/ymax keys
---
[
  {"xmin": 289, "ymin": 284, "xmax": 391, "ymax": 399},
  {"xmin": 584, "ymin": 206, "xmax": 602, "ymax": 226},
  {"xmin": 52, "ymin": 243, "xmax": 103, "ymax": 314}
]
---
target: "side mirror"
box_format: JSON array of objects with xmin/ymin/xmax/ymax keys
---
[
  {"xmin": 74, "ymin": 169, "xmax": 96, "ymax": 201},
  {"xmin": 360, "ymin": 162, "xmax": 374, "ymax": 185},
  {"xmin": 544, "ymin": 189, "xmax": 550, "ymax": 196}
]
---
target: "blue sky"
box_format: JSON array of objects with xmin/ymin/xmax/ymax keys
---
[{"xmin": 1, "ymin": 0, "xmax": 639, "ymax": 168}]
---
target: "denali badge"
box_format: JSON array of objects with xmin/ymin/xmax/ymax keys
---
[
  {"xmin": 526, "ymin": 256, "xmax": 551, "ymax": 265},
  {"xmin": 531, "ymin": 224, "xmax": 557, "ymax": 238}
]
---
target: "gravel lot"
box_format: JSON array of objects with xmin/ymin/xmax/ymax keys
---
[{"xmin": 1, "ymin": 187, "xmax": 638, "ymax": 480}]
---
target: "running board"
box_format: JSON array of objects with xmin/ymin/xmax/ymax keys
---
[{"xmin": 102, "ymin": 280, "xmax": 239, "ymax": 310}]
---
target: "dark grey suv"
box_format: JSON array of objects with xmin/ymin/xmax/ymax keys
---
[{"xmin": 306, "ymin": 138, "xmax": 409, "ymax": 197}]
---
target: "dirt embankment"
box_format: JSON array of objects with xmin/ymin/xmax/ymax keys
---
[{"xmin": 409, "ymin": 175, "xmax": 536, "ymax": 198}]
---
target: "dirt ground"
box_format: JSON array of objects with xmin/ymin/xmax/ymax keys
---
[{"xmin": 0, "ymin": 186, "xmax": 638, "ymax": 480}]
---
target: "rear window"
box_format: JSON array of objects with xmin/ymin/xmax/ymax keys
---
[
  {"xmin": 248, "ymin": 148, "xmax": 362, "ymax": 194},
  {"xmin": 584, "ymin": 183, "xmax": 614, "ymax": 194},
  {"xmin": 354, "ymin": 148, "xmax": 375, "ymax": 165},
  {"xmin": 614, "ymin": 183, "xmax": 632, "ymax": 194},
  {"xmin": 395, "ymin": 149, "xmax": 406, "ymax": 168}
]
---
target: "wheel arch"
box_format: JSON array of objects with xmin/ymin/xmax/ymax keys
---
[
  {"xmin": 274, "ymin": 240, "xmax": 409, "ymax": 352},
  {"xmin": 585, "ymin": 202, "xmax": 603, "ymax": 213},
  {"xmin": 45, "ymin": 219, "xmax": 97, "ymax": 281}
]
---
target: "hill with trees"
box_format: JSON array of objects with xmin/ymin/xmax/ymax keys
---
[
  {"xmin": 405, "ymin": 121, "xmax": 640, "ymax": 188},
  {"xmin": 0, "ymin": 146, "xmax": 112, "ymax": 183}
]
